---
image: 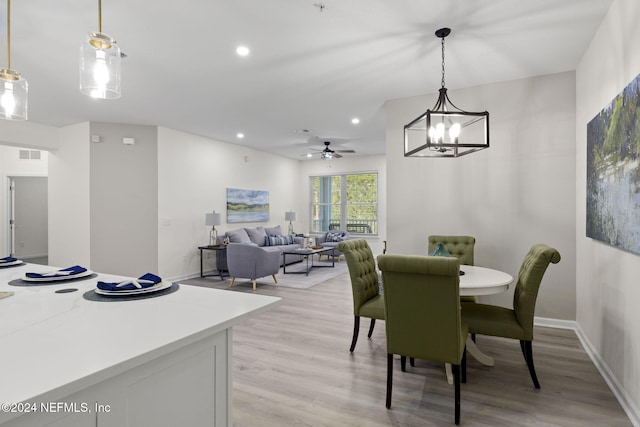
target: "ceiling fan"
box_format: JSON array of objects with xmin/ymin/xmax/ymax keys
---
[{"xmin": 306, "ymin": 141, "xmax": 356, "ymax": 159}]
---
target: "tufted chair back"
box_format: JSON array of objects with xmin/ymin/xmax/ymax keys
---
[
  {"xmin": 512, "ymin": 244, "xmax": 561, "ymax": 339},
  {"xmin": 338, "ymin": 239, "xmax": 380, "ymax": 315},
  {"xmin": 428, "ymin": 235, "xmax": 476, "ymax": 266}
]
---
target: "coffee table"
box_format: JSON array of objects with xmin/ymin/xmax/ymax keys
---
[{"xmin": 282, "ymin": 247, "xmax": 336, "ymax": 276}]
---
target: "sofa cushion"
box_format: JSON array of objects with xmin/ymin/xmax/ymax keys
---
[
  {"xmin": 325, "ymin": 232, "xmax": 347, "ymax": 242},
  {"xmin": 226, "ymin": 228, "xmax": 251, "ymax": 243},
  {"xmin": 245, "ymin": 227, "xmax": 268, "ymax": 246},
  {"xmin": 265, "ymin": 235, "xmax": 294, "ymax": 246},
  {"xmin": 264, "ymin": 225, "xmax": 283, "ymax": 236}
]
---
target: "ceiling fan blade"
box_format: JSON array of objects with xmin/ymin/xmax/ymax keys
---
[
  {"xmin": 334, "ymin": 153, "xmax": 343, "ymax": 158},
  {"xmin": 335, "ymin": 150, "xmax": 356, "ymax": 153}
]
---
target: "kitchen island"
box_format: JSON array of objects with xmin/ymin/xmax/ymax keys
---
[{"xmin": 0, "ymin": 263, "xmax": 280, "ymax": 426}]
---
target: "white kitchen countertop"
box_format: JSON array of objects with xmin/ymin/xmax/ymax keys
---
[{"xmin": 0, "ymin": 263, "xmax": 280, "ymax": 423}]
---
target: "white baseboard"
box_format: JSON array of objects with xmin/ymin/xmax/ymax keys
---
[
  {"xmin": 17, "ymin": 253, "xmax": 48, "ymax": 260},
  {"xmin": 535, "ymin": 316, "xmax": 640, "ymax": 427}
]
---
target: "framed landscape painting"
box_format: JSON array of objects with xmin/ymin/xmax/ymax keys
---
[
  {"xmin": 226, "ymin": 188, "xmax": 269, "ymax": 223},
  {"xmin": 586, "ymin": 72, "xmax": 640, "ymax": 255}
]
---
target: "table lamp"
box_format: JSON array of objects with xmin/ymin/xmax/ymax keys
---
[
  {"xmin": 285, "ymin": 211, "xmax": 296, "ymax": 235},
  {"xmin": 205, "ymin": 211, "xmax": 222, "ymax": 246}
]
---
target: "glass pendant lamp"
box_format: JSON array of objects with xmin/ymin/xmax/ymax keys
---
[
  {"xmin": 79, "ymin": 0, "xmax": 121, "ymax": 99},
  {"xmin": 0, "ymin": 0, "xmax": 28, "ymax": 120}
]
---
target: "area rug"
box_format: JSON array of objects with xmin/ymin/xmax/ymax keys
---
[{"xmin": 181, "ymin": 260, "xmax": 349, "ymax": 291}]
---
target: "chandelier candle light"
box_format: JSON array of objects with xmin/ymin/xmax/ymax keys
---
[
  {"xmin": 404, "ymin": 28, "xmax": 489, "ymax": 158},
  {"xmin": 205, "ymin": 212, "xmax": 222, "ymax": 246},
  {"xmin": 0, "ymin": 0, "xmax": 28, "ymax": 121},
  {"xmin": 80, "ymin": 0, "xmax": 121, "ymax": 99}
]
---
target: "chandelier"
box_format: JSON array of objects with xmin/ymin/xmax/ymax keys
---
[{"xmin": 404, "ymin": 28, "xmax": 489, "ymax": 158}]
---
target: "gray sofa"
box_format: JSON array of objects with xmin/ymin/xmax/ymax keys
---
[{"xmin": 215, "ymin": 225, "xmax": 304, "ymax": 274}]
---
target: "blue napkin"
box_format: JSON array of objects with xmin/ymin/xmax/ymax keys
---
[
  {"xmin": 0, "ymin": 257, "xmax": 18, "ymax": 264},
  {"xmin": 25, "ymin": 265, "xmax": 87, "ymax": 279},
  {"xmin": 97, "ymin": 273, "xmax": 162, "ymax": 292}
]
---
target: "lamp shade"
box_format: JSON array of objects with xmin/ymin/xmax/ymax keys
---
[
  {"xmin": 0, "ymin": 71, "xmax": 27, "ymax": 120},
  {"xmin": 79, "ymin": 32, "xmax": 121, "ymax": 99},
  {"xmin": 205, "ymin": 212, "xmax": 222, "ymax": 226},
  {"xmin": 285, "ymin": 211, "xmax": 297, "ymax": 221}
]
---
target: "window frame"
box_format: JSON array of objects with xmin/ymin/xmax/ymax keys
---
[{"xmin": 309, "ymin": 171, "xmax": 378, "ymax": 236}]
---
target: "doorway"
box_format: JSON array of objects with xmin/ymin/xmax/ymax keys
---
[{"xmin": 8, "ymin": 176, "xmax": 48, "ymax": 264}]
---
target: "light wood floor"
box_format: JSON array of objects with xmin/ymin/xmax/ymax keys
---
[{"xmin": 184, "ymin": 273, "xmax": 632, "ymax": 427}]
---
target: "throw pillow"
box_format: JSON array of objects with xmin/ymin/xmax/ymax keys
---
[
  {"xmin": 325, "ymin": 232, "xmax": 345, "ymax": 242},
  {"xmin": 226, "ymin": 228, "xmax": 251, "ymax": 243},
  {"xmin": 245, "ymin": 227, "xmax": 267, "ymax": 247},
  {"xmin": 264, "ymin": 225, "xmax": 282, "ymax": 236},
  {"xmin": 265, "ymin": 235, "xmax": 294, "ymax": 246}
]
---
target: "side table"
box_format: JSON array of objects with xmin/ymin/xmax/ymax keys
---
[{"xmin": 198, "ymin": 245, "xmax": 227, "ymax": 280}]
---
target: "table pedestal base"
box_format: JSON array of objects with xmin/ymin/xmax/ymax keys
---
[{"xmin": 446, "ymin": 336, "xmax": 494, "ymax": 384}]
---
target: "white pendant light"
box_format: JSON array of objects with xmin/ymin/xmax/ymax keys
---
[
  {"xmin": 0, "ymin": 0, "xmax": 28, "ymax": 121},
  {"xmin": 79, "ymin": 0, "xmax": 121, "ymax": 99}
]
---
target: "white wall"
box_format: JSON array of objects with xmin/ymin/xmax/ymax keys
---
[
  {"xmin": 157, "ymin": 127, "xmax": 300, "ymax": 280},
  {"xmin": 298, "ymin": 155, "xmax": 387, "ymax": 256},
  {"xmin": 48, "ymin": 123, "xmax": 91, "ymax": 268},
  {"xmin": 386, "ymin": 72, "xmax": 576, "ymax": 319},
  {"xmin": 89, "ymin": 123, "xmax": 159, "ymax": 276},
  {"xmin": 576, "ymin": 0, "xmax": 640, "ymax": 419},
  {"xmin": 0, "ymin": 120, "xmax": 58, "ymax": 151},
  {"xmin": 0, "ymin": 146, "xmax": 49, "ymax": 256}
]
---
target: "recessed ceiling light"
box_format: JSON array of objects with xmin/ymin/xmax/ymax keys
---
[
  {"xmin": 236, "ymin": 46, "xmax": 250, "ymax": 57},
  {"xmin": 351, "ymin": 118, "xmax": 360, "ymax": 124},
  {"xmin": 237, "ymin": 133, "xmax": 244, "ymax": 138}
]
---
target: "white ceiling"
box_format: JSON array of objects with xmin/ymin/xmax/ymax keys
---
[{"xmin": 5, "ymin": 0, "xmax": 612, "ymax": 159}]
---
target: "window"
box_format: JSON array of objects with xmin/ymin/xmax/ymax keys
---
[{"xmin": 310, "ymin": 172, "xmax": 378, "ymax": 235}]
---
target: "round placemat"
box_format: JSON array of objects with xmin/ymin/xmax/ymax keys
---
[
  {"xmin": 8, "ymin": 273, "xmax": 98, "ymax": 287},
  {"xmin": 83, "ymin": 282, "xmax": 180, "ymax": 302},
  {"xmin": 0, "ymin": 262, "xmax": 26, "ymax": 269}
]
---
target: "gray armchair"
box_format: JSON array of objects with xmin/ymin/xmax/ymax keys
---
[
  {"xmin": 226, "ymin": 243, "xmax": 280, "ymax": 291},
  {"xmin": 315, "ymin": 230, "xmax": 350, "ymax": 262}
]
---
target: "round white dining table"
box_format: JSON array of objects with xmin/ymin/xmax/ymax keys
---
[
  {"xmin": 445, "ymin": 265, "xmax": 514, "ymax": 384},
  {"xmin": 459, "ymin": 265, "xmax": 513, "ymax": 297}
]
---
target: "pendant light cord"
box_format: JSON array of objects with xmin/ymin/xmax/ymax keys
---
[
  {"xmin": 98, "ymin": 0, "xmax": 102, "ymax": 33},
  {"xmin": 440, "ymin": 36, "xmax": 446, "ymax": 89},
  {"xmin": 6, "ymin": 0, "xmax": 11, "ymax": 69}
]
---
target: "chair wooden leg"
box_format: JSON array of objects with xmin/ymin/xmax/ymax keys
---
[
  {"xmin": 521, "ymin": 340, "xmax": 540, "ymax": 389},
  {"xmin": 453, "ymin": 364, "xmax": 461, "ymax": 425},
  {"xmin": 386, "ymin": 354, "xmax": 393, "ymax": 409},
  {"xmin": 367, "ymin": 319, "xmax": 376, "ymax": 338},
  {"xmin": 272, "ymin": 274, "xmax": 278, "ymax": 284},
  {"xmin": 462, "ymin": 347, "xmax": 467, "ymax": 384},
  {"xmin": 410, "ymin": 357, "xmax": 415, "ymax": 367},
  {"xmin": 252, "ymin": 279, "xmax": 257, "ymax": 291},
  {"xmin": 400, "ymin": 356, "xmax": 407, "ymax": 372},
  {"xmin": 229, "ymin": 277, "xmax": 236, "ymax": 288},
  {"xmin": 349, "ymin": 316, "xmax": 360, "ymax": 352}
]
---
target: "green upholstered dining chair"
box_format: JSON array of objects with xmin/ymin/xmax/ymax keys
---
[
  {"xmin": 378, "ymin": 254, "xmax": 468, "ymax": 425},
  {"xmin": 428, "ymin": 235, "xmax": 476, "ymax": 303},
  {"xmin": 337, "ymin": 239, "xmax": 385, "ymax": 353},
  {"xmin": 461, "ymin": 244, "xmax": 561, "ymax": 389}
]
